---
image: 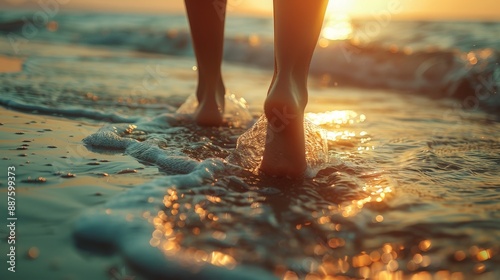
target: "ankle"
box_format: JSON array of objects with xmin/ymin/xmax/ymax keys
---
[
  {"xmin": 264, "ymin": 80, "xmax": 307, "ymax": 127},
  {"xmin": 196, "ymin": 83, "xmax": 225, "ymax": 103}
]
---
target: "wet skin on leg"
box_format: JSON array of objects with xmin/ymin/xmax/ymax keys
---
[
  {"xmin": 260, "ymin": 0, "xmax": 329, "ymax": 177},
  {"xmin": 184, "ymin": 0, "xmax": 227, "ymax": 126}
]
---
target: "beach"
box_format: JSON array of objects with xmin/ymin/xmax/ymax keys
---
[
  {"xmin": 1, "ymin": 106, "xmax": 165, "ymax": 279},
  {"xmin": 1, "ymin": 10, "xmax": 500, "ymax": 280}
]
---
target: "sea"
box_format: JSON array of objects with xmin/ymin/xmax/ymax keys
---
[{"xmin": 0, "ymin": 10, "xmax": 499, "ymax": 280}]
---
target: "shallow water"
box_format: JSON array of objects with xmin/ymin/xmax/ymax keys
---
[
  {"xmin": 75, "ymin": 85, "xmax": 500, "ymax": 279},
  {"xmin": 1, "ymin": 12, "xmax": 499, "ymax": 280}
]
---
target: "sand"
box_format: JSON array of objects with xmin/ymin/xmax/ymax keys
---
[
  {"xmin": 0, "ymin": 107, "xmax": 154, "ymax": 280},
  {"xmin": 0, "ymin": 55, "xmax": 23, "ymax": 73}
]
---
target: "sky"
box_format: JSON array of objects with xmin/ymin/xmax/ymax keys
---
[{"xmin": 1, "ymin": 0, "xmax": 499, "ymax": 20}]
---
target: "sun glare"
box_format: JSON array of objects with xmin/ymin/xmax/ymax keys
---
[
  {"xmin": 321, "ymin": 14, "xmax": 353, "ymax": 41},
  {"xmin": 321, "ymin": 0, "xmax": 354, "ymax": 41}
]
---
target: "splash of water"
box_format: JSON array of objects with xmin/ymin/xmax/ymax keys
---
[{"xmin": 226, "ymin": 115, "xmax": 329, "ymax": 177}]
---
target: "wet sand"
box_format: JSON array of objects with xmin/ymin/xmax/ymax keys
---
[
  {"xmin": 0, "ymin": 108, "xmax": 152, "ymax": 280},
  {"xmin": 0, "ymin": 55, "xmax": 23, "ymax": 73}
]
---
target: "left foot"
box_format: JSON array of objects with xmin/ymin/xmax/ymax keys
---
[{"xmin": 194, "ymin": 79, "xmax": 225, "ymax": 126}]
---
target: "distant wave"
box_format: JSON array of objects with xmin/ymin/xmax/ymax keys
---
[
  {"xmin": 0, "ymin": 98, "xmax": 141, "ymax": 123},
  {"xmin": 77, "ymin": 28, "xmax": 500, "ymax": 113},
  {"xmin": 1, "ymin": 12, "xmax": 499, "ymax": 113}
]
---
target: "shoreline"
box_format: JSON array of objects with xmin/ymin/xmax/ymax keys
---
[{"xmin": 0, "ymin": 107, "xmax": 152, "ymax": 280}]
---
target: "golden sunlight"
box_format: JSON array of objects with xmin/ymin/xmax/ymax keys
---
[
  {"xmin": 305, "ymin": 110, "xmax": 365, "ymax": 127},
  {"xmin": 321, "ymin": 14, "xmax": 353, "ymax": 41},
  {"xmin": 306, "ymin": 111, "xmax": 367, "ymax": 142},
  {"xmin": 321, "ymin": 0, "xmax": 354, "ymax": 40}
]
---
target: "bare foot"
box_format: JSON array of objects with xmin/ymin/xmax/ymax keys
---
[
  {"xmin": 259, "ymin": 79, "xmax": 307, "ymax": 178},
  {"xmin": 194, "ymin": 79, "xmax": 225, "ymax": 126}
]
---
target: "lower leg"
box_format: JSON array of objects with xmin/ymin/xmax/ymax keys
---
[
  {"xmin": 184, "ymin": 0, "xmax": 226, "ymax": 126},
  {"xmin": 260, "ymin": 0, "xmax": 328, "ymax": 177}
]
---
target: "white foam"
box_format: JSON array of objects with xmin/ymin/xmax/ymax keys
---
[{"xmin": 82, "ymin": 124, "xmax": 138, "ymax": 149}]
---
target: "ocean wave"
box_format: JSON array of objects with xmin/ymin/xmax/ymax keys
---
[
  {"xmin": 60, "ymin": 27, "xmax": 499, "ymax": 113},
  {"xmin": 0, "ymin": 97, "xmax": 141, "ymax": 123},
  {"xmin": 1, "ymin": 12, "xmax": 498, "ymax": 112}
]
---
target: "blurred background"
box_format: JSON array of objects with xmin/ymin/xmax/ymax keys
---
[{"xmin": 1, "ymin": 0, "xmax": 500, "ymax": 19}]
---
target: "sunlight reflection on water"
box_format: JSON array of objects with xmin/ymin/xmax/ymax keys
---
[
  {"xmin": 144, "ymin": 105, "xmax": 407, "ymax": 279},
  {"xmin": 321, "ymin": 14, "xmax": 353, "ymax": 41},
  {"xmin": 145, "ymin": 110, "xmax": 497, "ymax": 279}
]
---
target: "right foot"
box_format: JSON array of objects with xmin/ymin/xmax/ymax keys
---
[{"xmin": 259, "ymin": 79, "xmax": 307, "ymax": 178}]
